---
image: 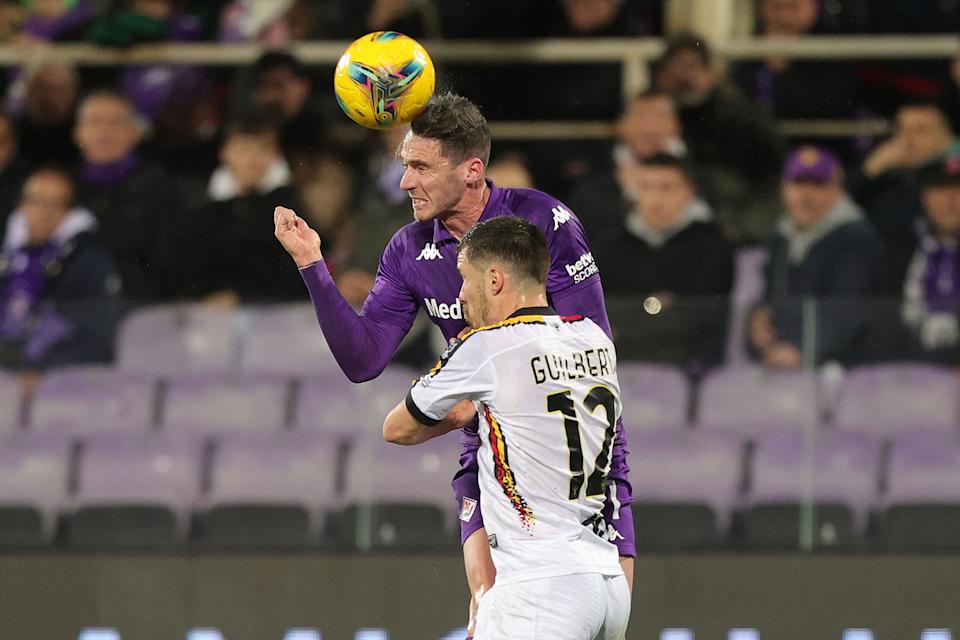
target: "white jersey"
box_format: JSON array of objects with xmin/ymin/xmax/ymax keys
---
[{"xmin": 406, "ymin": 307, "xmax": 623, "ymax": 585}]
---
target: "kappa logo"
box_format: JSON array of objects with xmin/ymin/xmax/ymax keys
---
[
  {"xmin": 552, "ymin": 205, "xmax": 572, "ymax": 231},
  {"xmin": 460, "ymin": 497, "xmax": 478, "ymax": 523},
  {"xmin": 415, "ymin": 242, "xmax": 443, "ymax": 261}
]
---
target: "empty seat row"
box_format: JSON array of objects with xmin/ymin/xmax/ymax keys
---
[{"xmin": 0, "ymin": 430, "xmax": 462, "ymax": 550}]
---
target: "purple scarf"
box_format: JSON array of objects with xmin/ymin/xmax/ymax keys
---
[
  {"xmin": 81, "ymin": 151, "xmax": 140, "ymax": 189},
  {"xmin": 0, "ymin": 243, "xmax": 60, "ymax": 339},
  {"xmin": 921, "ymin": 242, "xmax": 960, "ymax": 313}
]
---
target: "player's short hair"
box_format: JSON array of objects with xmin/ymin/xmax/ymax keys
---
[
  {"xmin": 639, "ymin": 151, "xmax": 694, "ymax": 183},
  {"xmin": 411, "ymin": 93, "xmax": 491, "ymax": 166},
  {"xmin": 459, "ymin": 216, "xmax": 549, "ymax": 286}
]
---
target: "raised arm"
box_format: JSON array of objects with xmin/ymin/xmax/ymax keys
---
[{"xmin": 275, "ymin": 206, "xmax": 416, "ymax": 382}]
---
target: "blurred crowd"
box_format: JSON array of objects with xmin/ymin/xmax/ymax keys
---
[{"xmin": 1, "ymin": 0, "xmax": 960, "ymax": 385}]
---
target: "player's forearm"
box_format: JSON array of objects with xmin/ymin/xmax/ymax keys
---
[{"xmin": 299, "ymin": 261, "xmax": 399, "ymax": 382}]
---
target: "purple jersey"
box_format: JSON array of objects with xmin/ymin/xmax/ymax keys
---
[{"xmin": 299, "ymin": 179, "xmax": 635, "ymax": 556}]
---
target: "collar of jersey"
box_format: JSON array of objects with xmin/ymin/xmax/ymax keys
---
[
  {"xmin": 432, "ymin": 178, "xmax": 502, "ymax": 244},
  {"xmin": 508, "ymin": 306, "xmax": 556, "ymax": 319}
]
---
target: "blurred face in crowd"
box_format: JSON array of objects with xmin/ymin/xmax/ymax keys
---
[
  {"xmin": 761, "ymin": 0, "xmax": 818, "ymax": 36},
  {"xmin": 399, "ymin": 131, "xmax": 479, "ymax": 223},
  {"xmin": 21, "ymin": 170, "xmax": 72, "ymax": 245},
  {"xmin": 631, "ymin": 164, "xmax": 695, "ymax": 231},
  {"xmin": 895, "ymin": 106, "xmax": 955, "ymax": 168},
  {"xmin": 221, "ymin": 131, "xmax": 280, "ymax": 193},
  {"xmin": 486, "ymin": 157, "xmax": 534, "ymax": 189},
  {"xmin": 783, "ymin": 178, "xmax": 843, "ymax": 231},
  {"xmin": 0, "ymin": 116, "xmax": 17, "ymax": 170},
  {"xmin": 616, "ymin": 94, "xmax": 681, "ymax": 159},
  {"xmin": 26, "ymin": 64, "xmax": 78, "ymax": 126},
  {"xmin": 31, "ymin": 0, "xmax": 69, "ymax": 20},
  {"xmin": 923, "ymin": 184, "xmax": 960, "ymax": 237},
  {"xmin": 74, "ymin": 95, "xmax": 143, "ymax": 165},
  {"xmin": 562, "ymin": 0, "xmax": 621, "ymax": 34},
  {"xmin": 133, "ymin": 0, "xmax": 173, "ymax": 20},
  {"xmin": 655, "ymin": 49, "xmax": 716, "ymax": 107},
  {"xmin": 255, "ymin": 66, "xmax": 310, "ymax": 122}
]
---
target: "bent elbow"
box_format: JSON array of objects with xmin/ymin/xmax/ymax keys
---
[{"xmin": 382, "ymin": 418, "xmax": 412, "ymax": 445}]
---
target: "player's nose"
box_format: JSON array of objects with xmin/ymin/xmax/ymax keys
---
[{"xmin": 399, "ymin": 165, "xmax": 416, "ymax": 190}]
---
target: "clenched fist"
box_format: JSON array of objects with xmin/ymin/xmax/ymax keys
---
[{"xmin": 274, "ymin": 206, "xmax": 323, "ymax": 267}]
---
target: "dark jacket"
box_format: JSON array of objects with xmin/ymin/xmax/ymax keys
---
[
  {"xmin": 0, "ymin": 210, "xmax": 122, "ymax": 371},
  {"xmin": 760, "ymin": 195, "xmax": 883, "ymax": 365}
]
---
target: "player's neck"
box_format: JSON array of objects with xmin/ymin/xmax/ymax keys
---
[
  {"xmin": 442, "ymin": 182, "xmax": 489, "ymax": 241},
  {"xmin": 491, "ymin": 291, "xmax": 549, "ymax": 323}
]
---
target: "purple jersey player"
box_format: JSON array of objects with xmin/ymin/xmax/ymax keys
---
[{"xmin": 275, "ymin": 94, "xmax": 633, "ymax": 636}]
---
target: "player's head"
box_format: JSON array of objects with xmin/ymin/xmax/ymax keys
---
[
  {"xmin": 20, "ymin": 165, "xmax": 76, "ymax": 245},
  {"xmin": 400, "ymin": 93, "xmax": 491, "ymax": 223},
  {"xmin": 74, "ymin": 90, "xmax": 147, "ymax": 165},
  {"xmin": 457, "ymin": 216, "xmax": 549, "ymax": 328},
  {"xmin": 221, "ymin": 112, "xmax": 282, "ymax": 192},
  {"xmin": 626, "ymin": 152, "xmax": 696, "ymax": 230}
]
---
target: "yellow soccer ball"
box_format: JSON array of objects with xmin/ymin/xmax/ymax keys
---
[{"xmin": 333, "ymin": 31, "xmax": 436, "ymax": 129}]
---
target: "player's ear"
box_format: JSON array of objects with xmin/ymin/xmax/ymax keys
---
[
  {"xmin": 464, "ymin": 157, "xmax": 484, "ymax": 183},
  {"xmin": 488, "ymin": 266, "xmax": 505, "ymax": 295}
]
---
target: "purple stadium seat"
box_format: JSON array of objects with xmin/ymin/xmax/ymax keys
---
[
  {"xmin": 725, "ymin": 247, "xmax": 768, "ymax": 365},
  {"xmin": 749, "ymin": 429, "xmax": 880, "ymax": 532},
  {"xmin": 117, "ymin": 304, "xmax": 237, "ymax": 376},
  {"xmin": 629, "ymin": 428, "xmax": 743, "ymax": 531},
  {"xmin": 73, "ymin": 432, "xmax": 204, "ymax": 541},
  {"xmin": 240, "ymin": 304, "xmax": 341, "ymax": 376},
  {"xmin": 883, "ymin": 430, "xmax": 960, "ymax": 507},
  {"xmin": 697, "ymin": 366, "xmax": 820, "ymax": 434},
  {"xmin": 616, "ymin": 362, "xmax": 689, "ymax": 430},
  {"xmin": 29, "ymin": 366, "xmax": 156, "ymax": 434},
  {"xmin": 341, "ymin": 429, "xmax": 461, "ymax": 516},
  {"xmin": 0, "ymin": 371, "xmax": 22, "ymax": 435},
  {"xmin": 833, "ymin": 364, "xmax": 958, "ymax": 434},
  {"xmin": 0, "ymin": 432, "xmax": 70, "ymax": 542},
  {"xmin": 162, "ymin": 373, "xmax": 289, "ymax": 434},
  {"xmin": 205, "ymin": 431, "xmax": 338, "ymax": 534},
  {"xmin": 296, "ymin": 366, "xmax": 418, "ymax": 436}
]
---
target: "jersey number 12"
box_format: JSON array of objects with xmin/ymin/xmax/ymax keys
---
[{"xmin": 547, "ymin": 386, "xmax": 617, "ymax": 500}]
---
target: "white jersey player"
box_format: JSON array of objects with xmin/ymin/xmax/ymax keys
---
[{"xmin": 383, "ymin": 216, "xmax": 630, "ymax": 640}]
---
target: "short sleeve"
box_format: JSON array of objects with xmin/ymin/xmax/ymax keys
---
[{"xmin": 405, "ymin": 337, "xmax": 496, "ymax": 426}]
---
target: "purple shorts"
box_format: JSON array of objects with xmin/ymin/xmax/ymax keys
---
[{"xmin": 452, "ymin": 425, "xmax": 484, "ymax": 545}]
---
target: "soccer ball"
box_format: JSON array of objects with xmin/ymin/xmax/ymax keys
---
[{"xmin": 334, "ymin": 31, "xmax": 436, "ymax": 129}]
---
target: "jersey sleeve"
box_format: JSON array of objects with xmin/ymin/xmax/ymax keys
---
[
  {"xmin": 541, "ymin": 198, "xmax": 600, "ymax": 297},
  {"xmin": 405, "ymin": 338, "xmax": 495, "ymax": 426}
]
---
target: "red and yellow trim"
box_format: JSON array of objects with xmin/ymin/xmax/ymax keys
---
[{"xmin": 484, "ymin": 404, "xmax": 535, "ymax": 532}]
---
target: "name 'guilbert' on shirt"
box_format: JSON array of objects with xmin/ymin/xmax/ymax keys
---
[{"xmin": 530, "ymin": 346, "xmax": 615, "ymax": 385}]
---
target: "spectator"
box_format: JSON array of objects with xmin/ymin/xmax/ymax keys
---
[
  {"xmin": 0, "ymin": 166, "xmax": 122, "ymax": 375},
  {"xmin": 731, "ymin": 0, "xmax": 860, "ymax": 151},
  {"xmin": 248, "ymin": 50, "xmax": 328, "ymax": 164},
  {"xmin": 92, "ymin": 0, "xmax": 202, "ymax": 46},
  {"xmin": 567, "ymin": 89, "xmax": 686, "ymax": 236},
  {"xmin": 73, "ymin": 90, "xmax": 187, "ymax": 300},
  {"xmin": 852, "ymin": 101, "xmax": 960, "ymax": 291},
  {"xmin": 0, "ymin": 114, "xmax": 31, "ymax": 238},
  {"xmin": 18, "ymin": 0, "xmax": 96, "ymax": 43},
  {"xmin": 593, "ymin": 152, "xmax": 733, "ymax": 368},
  {"xmin": 486, "ymin": 153, "xmax": 535, "ymax": 190},
  {"xmin": 11, "ymin": 59, "xmax": 81, "ymax": 166},
  {"xmin": 219, "ymin": 0, "xmax": 318, "ymax": 43},
  {"xmin": 551, "ymin": 0, "xmax": 659, "ymax": 37},
  {"xmin": 750, "ymin": 146, "xmax": 883, "ymax": 369},
  {"xmin": 195, "ymin": 113, "xmax": 305, "ymax": 303},
  {"xmin": 654, "ymin": 33, "xmax": 785, "ymax": 244},
  {"xmin": 901, "ymin": 155, "xmax": 960, "ymax": 363}
]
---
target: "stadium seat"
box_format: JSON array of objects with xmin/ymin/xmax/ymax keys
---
[
  {"xmin": 743, "ymin": 429, "xmax": 880, "ymax": 549},
  {"xmin": 0, "ymin": 432, "xmax": 71, "ymax": 546},
  {"xmin": 162, "ymin": 372, "xmax": 290, "ymax": 434},
  {"xmin": 295, "ymin": 366, "xmax": 418, "ymax": 436},
  {"xmin": 878, "ymin": 430, "xmax": 960, "ymax": 550},
  {"xmin": 0, "ymin": 370, "xmax": 23, "ymax": 435},
  {"xmin": 616, "ymin": 362, "xmax": 690, "ymax": 430},
  {"xmin": 67, "ymin": 433, "xmax": 204, "ymax": 549},
  {"xmin": 330, "ymin": 430, "xmax": 461, "ymax": 551},
  {"xmin": 725, "ymin": 247, "xmax": 768, "ymax": 365},
  {"xmin": 29, "ymin": 366, "xmax": 156, "ymax": 434},
  {"xmin": 832, "ymin": 363, "xmax": 958, "ymax": 435},
  {"xmin": 194, "ymin": 431, "xmax": 338, "ymax": 549},
  {"xmin": 239, "ymin": 303, "xmax": 342, "ymax": 376},
  {"xmin": 629, "ymin": 428, "xmax": 744, "ymax": 549},
  {"xmin": 116, "ymin": 303, "xmax": 237, "ymax": 376},
  {"xmin": 697, "ymin": 365, "xmax": 820, "ymax": 434}
]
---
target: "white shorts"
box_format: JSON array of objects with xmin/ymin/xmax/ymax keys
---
[{"xmin": 473, "ymin": 572, "xmax": 630, "ymax": 640}]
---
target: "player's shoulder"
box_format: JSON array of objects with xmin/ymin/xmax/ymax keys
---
[
  {"xmin": 383, "ymin": 219, "xmax": 435, "ymax": 258},
  {"xmin": 495, "ymin": 186, "xmax": 576, "ymax": 227}
]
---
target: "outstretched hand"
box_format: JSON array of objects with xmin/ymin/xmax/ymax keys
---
[{"xmin": 274, "ymin": 206, "xmax": 323, "ymax": 267}]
